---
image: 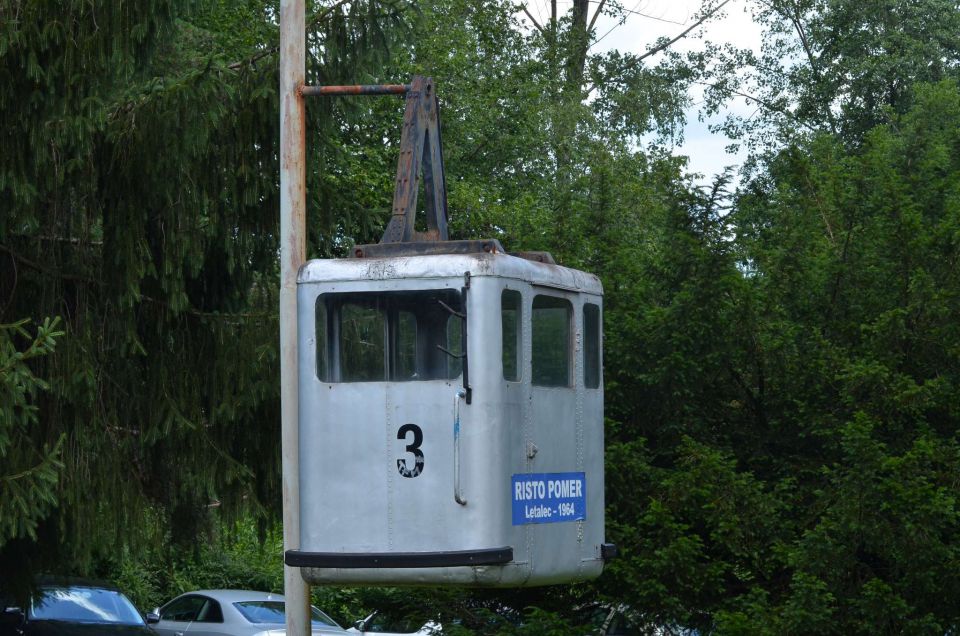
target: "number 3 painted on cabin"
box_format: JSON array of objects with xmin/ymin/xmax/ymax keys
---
[{"xmin": 397, "ymin": 423, "xmax": 424, "ymax": 478}]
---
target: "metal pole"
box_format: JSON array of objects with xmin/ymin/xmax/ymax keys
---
[{"xmin": 279, "ymin": 0, "xmax": 310, "ymax": 635}]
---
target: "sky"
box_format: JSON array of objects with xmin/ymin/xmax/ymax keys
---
[{"xmin": 519, "ymin": 0, "xmax": 765, "ymax": 183}]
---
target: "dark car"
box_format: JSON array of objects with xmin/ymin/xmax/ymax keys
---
[{"xmin": 0, "ymin": 579, "xmax": 153, "ymax": 635}]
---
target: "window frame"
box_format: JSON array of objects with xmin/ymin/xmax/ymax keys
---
[
  {"xmin": 159, "ymin": 595, "xmax": 206, "ymax": 623},
  {"xmin": 583, "ymin": 301, "xmax": 602, "ymax": 389},
  {"xmin": 194, "ymin": 597, "xmax": 224, "ymax": 623},
  {"xmin": 501, "ymin": 288, "xmax": 522, "ymax": 382},
  {"xmin": 531, "ymin": 293, "xmax": 573, "ymax": 387},
  {"xmin": 315, "ymin": 289, "xmax": 465, "ymax": 384}
]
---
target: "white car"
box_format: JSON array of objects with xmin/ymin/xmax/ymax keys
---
[{"xmin": 148, "ymin": 590, "xmax": 437, "ymax": 636}]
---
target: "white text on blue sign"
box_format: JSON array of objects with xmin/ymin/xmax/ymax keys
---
[{"xmin": 511, "ymin": 472, "xmax": 586, "ymax": 525}]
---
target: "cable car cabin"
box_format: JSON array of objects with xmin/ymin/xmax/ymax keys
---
[
  {"xmin": 284, "ymin": 75, "xmax": 613, "ymax": 586},
  {"xmin": 287, "ymin": 247, "xmax": 610, "ymax": 586}
]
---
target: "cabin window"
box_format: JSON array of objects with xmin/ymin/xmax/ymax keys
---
[
  {"xmin": 445, "ymin": 312, "xmax": 463, "ymax": 378},
  {"xmin": 395, "ymin": 311, "xmax": 417, "ymax": 379},
  {"xmin": 584, "ymin": 302, "xmax": 601, "ymax": 388},
  {"xmin": 315, "ymin": 289, "xmax": 463, "ymax": 382},
  {"xmin": 501, "ymin": 289, "xmax": 521, "ymax": 381},
  {"xmin": 532, "ymin": 294, "xmax": 571, "ymax": 386},
  {"xmin": 340, "ymin": 302, "xmax": 386, "ymax": 381}
]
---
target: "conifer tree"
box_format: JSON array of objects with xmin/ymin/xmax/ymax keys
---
[{"xmin": 0, "ymin": 0, "xmax": 410, "ymax": 581}]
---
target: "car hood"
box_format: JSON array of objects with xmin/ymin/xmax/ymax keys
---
[
  {"xmin": 252, "ymin": 630, "xmax": 347, "ymax": 636},
  {"xmin": 248, "ymin": 625, "xmax": 348, "ymax": 636},
  {"xmin": 24, "ymin": 620, "xmax": 154, "ymax": 636}
]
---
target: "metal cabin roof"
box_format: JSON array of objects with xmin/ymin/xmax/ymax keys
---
[{"xmin": 298, "ymin": 252, "xmax": 603, "ymax": 295}]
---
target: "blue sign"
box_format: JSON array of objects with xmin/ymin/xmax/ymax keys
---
[{"xmin": 511, "ymin": 472, "xmax": 586, "ymax": 525}]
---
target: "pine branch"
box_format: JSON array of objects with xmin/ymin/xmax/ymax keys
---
[
  {"xmin": 0, "ymin": 245, "xmax": 271, "ymax": 320},
  {"xmin": 0, "ymin": 244, "xmax": 100, "ymax": 285},
  {"xmin": 140, "ymin": 295, "xmax": 275, "ymax": 321},
  {"xmin": 1, "ymin": 442, "xmax": 63, "ymax": 484}
]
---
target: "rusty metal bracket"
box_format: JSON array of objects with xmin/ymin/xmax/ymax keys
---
[
  {"xmin": 381, "ymin": 75, "xmax": 448, "ymax": 244},
  {"xmin": 301, "ymin": 75, "xmax": 449, "ymax": 245},
  {"xmin": 301, "ymin": 77, "xmax": 558, "ymax": 263},
  {"xmin": 301, "ymin": 83, "xmax": 409, "ymax": 96}
]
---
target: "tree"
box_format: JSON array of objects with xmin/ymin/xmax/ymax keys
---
[
  {"xmin": 704, "ymin": 0, "xmax": 960, "ymax": 151},
  {"xmin": 0, "ymin": 0, "xmax": 412, "ymax": 582},
  {"xmin": 725, "ymin": 81, "xmax": 960, "ymax": 631}
]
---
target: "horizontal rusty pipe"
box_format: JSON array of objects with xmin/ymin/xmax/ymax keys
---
[{"xmin": 301, "ymin": 83, "xmax": 410, "ymax": 97}]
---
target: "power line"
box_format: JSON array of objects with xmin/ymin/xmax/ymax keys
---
[
  {"xmin": 589, "ymin": 0, "xmax": 690, "ymax": 26},
  {"xmin": 593, "ymin": 0, "xmax": 647, "ymax": 47},
  {"xmin": 621, "ymin": 6, "xmax": 688, "ymax": 26}
]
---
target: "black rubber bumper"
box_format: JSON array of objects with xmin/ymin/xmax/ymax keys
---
[{"xmin": 285, "ymin": 546, "xmax": 514, "ymax": 569}]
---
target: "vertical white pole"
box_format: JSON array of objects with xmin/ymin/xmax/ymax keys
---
[{"xmin": 279, "ymin": 0, "xmax": 310, "ymax": 634}]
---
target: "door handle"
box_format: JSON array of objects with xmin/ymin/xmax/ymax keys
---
[{"xmin": 453, "ymin": 388, "xmax": 467, "ymax": 505}]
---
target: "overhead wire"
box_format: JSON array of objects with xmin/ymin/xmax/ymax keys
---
[{"xmin": 591, "ymin": 0, "xmax": 698, "ymax": 49}]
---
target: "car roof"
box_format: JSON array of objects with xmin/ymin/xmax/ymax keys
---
[{"xmin": 179, "ymin": 590, "xmax": 286, "ymax": 603}]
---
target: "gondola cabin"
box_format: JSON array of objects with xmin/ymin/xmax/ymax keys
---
[{"xmin": 284, "ymin": 77, "xmax": 613, "ymax": 587}]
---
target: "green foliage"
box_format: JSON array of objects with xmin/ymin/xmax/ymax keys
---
[
  {"xmin": 0, "ymin": 0, "xmax": 414, "ymax": 582},
  {"xmin": 590, "ymin": 77, "xmax": 960, "ymax": 634},
  {"xmin": 104, "ymin": 518, "xmax": 285, "ymax": 611},
  {"xmin": 0, "ymin": 318, "xmax": 65, "ymax": 545},
  {"xmin": 672, "ymin": 79, "xmax": 960, "ymax": 633},
  {"xmin": 705, "ymin": 0, "xmax": 960, "ymax": 150},
  {"xmin": 5, "ymin": 1, "xmax": 960, "ymax": 634}
]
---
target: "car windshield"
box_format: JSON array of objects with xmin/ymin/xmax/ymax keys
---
[
  {"xmin": 30, "ymin": 586, "xmax": 145, "ymax": 625},
  {"xmin": 233, "ymin": 601, "xmax": 339, "ymax": 628}
]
